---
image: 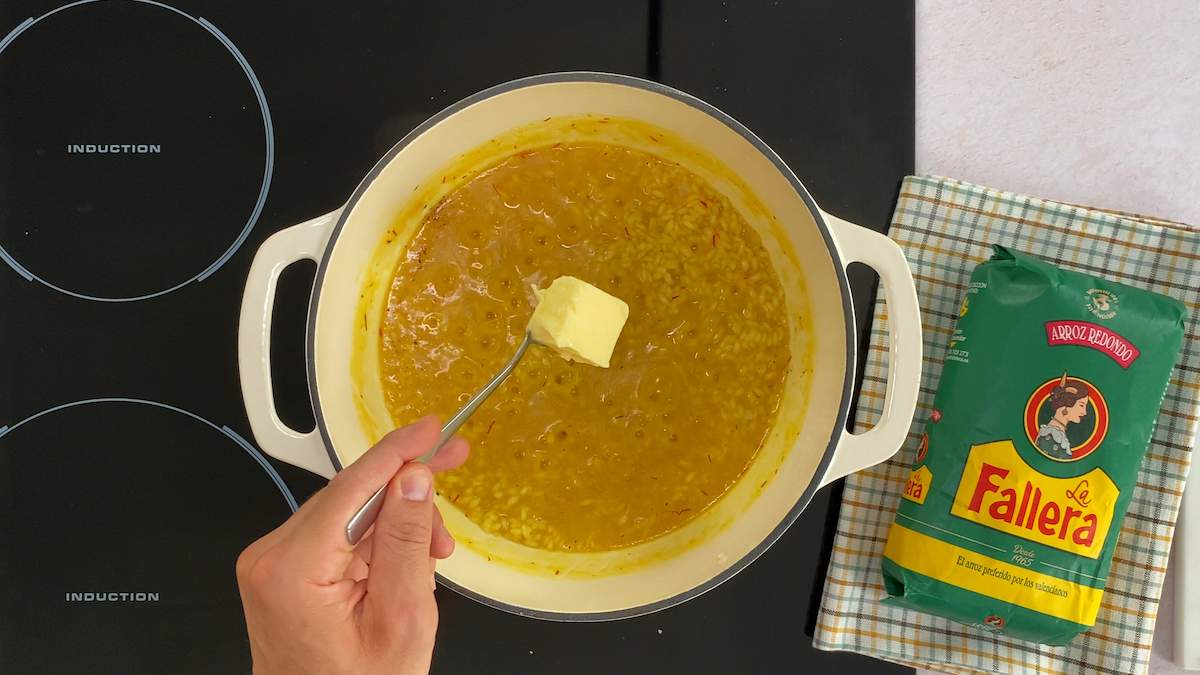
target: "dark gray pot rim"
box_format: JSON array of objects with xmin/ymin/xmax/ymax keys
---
[{"xmin": 306, "ymin": 71, "xmax": 856, "ymax": 622}]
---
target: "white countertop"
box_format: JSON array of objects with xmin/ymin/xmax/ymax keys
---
[
  {"xmin": 914, "ymin": 1, "xmax": 1199, "ymax": 673},
  {"xmin": 917, "ymin": 0, "xmax": 1199, "ymax": 225}
]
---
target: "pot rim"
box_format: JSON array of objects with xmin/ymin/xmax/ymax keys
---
[{"xmin": 306, "ymin": 71, "xmax": 857, "ymax": 621}]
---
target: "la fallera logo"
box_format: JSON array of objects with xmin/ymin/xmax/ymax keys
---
[
  {"xmin": 951, "ymin": 440, "xmax": 1118, "ymax": 559},
  {"xmin": 948, "ymin": 372, "xmax": 1118, "ymax": 558}
]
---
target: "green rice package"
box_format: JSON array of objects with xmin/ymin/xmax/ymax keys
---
[{"xmin": 882, "ymin": 246, "xmax": 1187, "ymax": 645}]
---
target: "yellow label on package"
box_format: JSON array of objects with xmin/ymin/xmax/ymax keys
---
[{"xmin": 950, "ymin": 440, "xmax": 1117, "ymax": 559}]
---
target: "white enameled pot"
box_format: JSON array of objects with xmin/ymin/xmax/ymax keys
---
[{"xmin": 238, "ymin": 72, "xmax": 921, "ymax": 620}]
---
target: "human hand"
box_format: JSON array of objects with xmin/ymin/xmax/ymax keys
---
[{"xmin": 236, "ymin": 416, "xmax": 468, "ymax": 675}]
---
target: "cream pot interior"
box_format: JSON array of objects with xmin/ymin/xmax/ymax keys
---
[{"xmin": 238, "ymin": 73, "xmax": 921, "ymax": 619}]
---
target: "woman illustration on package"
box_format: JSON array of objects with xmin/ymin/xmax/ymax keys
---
[{"xmin": 1036, "ymin": 373, "xmax": 1091, "ymax": 460}]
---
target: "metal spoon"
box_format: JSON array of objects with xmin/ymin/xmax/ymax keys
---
[{"xmin": 345, "ymin": 332, "xmax": 535, "ymax": 545}]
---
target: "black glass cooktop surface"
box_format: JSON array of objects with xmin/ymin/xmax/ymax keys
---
[
  {"xmin": 0, "ymin": 400, "xmax": 297, "ymax": 672},
  {"xmin": 0, "ymin": 1, "xmax": 914, "ymax": 673}
]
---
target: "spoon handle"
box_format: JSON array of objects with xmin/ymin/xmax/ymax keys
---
[{"xmin": 345, "ymin": 333, "xmax": 534, "ymax": 545}]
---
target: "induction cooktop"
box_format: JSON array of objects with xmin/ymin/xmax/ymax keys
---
[{"xmin": 0, "ymin": 1, "xmax": 914, "ymax": 672}]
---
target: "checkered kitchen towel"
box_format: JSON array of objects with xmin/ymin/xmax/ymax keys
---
[{"xmin": 813, "ymin": 175, "xmax": 1200, "ymax": 674}]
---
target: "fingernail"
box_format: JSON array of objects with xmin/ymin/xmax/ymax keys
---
[{"xmin": 400, "ymin": 467, "xmax": 432, "ymax": 501}]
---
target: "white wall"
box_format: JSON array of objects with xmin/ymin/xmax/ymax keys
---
[{"xmin": 917, "ymin": 0, "xmax": 1200, "ymax": 225}]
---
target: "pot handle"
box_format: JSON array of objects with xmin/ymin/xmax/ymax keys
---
[
  {"xmin": 819, "ymin": 211, "xmax": 922, "ymax": 486},
  {"xmin": 237, "ymin": 209, "xmax": 343, "ymax": 479}
]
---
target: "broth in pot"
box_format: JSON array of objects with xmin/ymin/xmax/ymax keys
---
[{"xmin": 379, "ymin": 142, "xmax": 793, "ymax": 552}]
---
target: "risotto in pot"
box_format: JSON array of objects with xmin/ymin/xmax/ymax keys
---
[{"xmin": 379, "ymin": 142, "xmax": 792, "ymax": 552}]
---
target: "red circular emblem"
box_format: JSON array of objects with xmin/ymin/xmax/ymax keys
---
[
  {"xmin": 930, "ymin": 409, "xmax": 942, "ymax": 424},
  {"xmin": 1023, "ymin": 376, "xmax": 1109, "ymax": 462},
  {"xmin": 983, "ymin": 615, "xmax": 1006, "ymax": 629}
]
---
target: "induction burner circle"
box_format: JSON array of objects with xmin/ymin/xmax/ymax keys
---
[
  {"xmin": 0, "ymin": 0, "xmax": 273, "ymax": 302},
  {"xmin": 0, "ymin": 399, "xmax": 295, "ymax": 671}
]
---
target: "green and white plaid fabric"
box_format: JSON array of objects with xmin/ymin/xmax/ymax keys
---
[{"xmin": 813, "ymin": 175, "xmax": 1199, "ymax": 675}]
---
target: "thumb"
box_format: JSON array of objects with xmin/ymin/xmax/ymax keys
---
[{"xmin": 365, "ymin": 462, "xmax": 436, "ymax": 614}]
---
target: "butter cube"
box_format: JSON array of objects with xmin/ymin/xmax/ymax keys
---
[{"xmin": 527, "ymin": 276, "xmax": 629, "ymax": 368}]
